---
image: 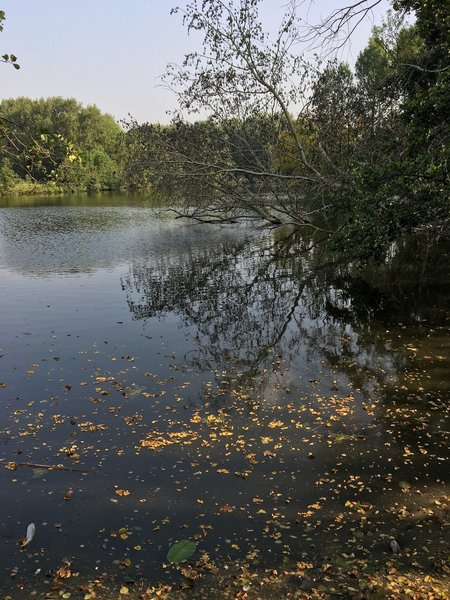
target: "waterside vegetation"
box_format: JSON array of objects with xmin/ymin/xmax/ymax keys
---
[{"xmin": 1, "ymin": 0, "xmax": 449, "ymax": 261}]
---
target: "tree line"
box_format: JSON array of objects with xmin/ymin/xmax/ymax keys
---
[
  {"xmin": 1, "ymin": 0, "xmax": 448, "ymax": 260},
  {"xmin": 0, "ymin": 97, "xmax": 125, "ymax": 193}
]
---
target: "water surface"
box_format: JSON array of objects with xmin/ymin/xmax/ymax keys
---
[{"xmin": 0, "ymin": 194, "xmax": 449, "ymax": 598}]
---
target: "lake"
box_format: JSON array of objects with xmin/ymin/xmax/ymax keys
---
[{"xmin": 0, "ymin": 194, "xmax": 449, "ymax": 599}]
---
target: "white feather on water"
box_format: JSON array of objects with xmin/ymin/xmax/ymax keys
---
[{"xmin": 23, "ymin": 523, "xmax": 35, "ymax": 546}]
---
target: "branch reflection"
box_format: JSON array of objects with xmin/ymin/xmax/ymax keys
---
[{"xmin": 123, "ymin": 229, "xmax": 449, "ymax": 395}]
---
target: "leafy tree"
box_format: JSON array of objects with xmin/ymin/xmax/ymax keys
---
[
  {"xmin": 355, "ymin": 32, "xmax": 392, "ymax": 136},
  {"xmin": 0, "ymin": 158, "xmax": 16, "ymax": 194},
  {"xmin": 329, "ymin": 2, "xmax": 449, "ymax": 259},
  {"xmin": 0, "ymin": 97, "xmax": 124, "ymax": 190},
  {"xmin": 309, "ymin": 62, "xmax": 362, "ymax": 173}
]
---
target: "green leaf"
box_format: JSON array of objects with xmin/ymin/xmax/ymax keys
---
[{"xmin": 167, "ymin": 539, "xmax": 197, "ymax": 563}]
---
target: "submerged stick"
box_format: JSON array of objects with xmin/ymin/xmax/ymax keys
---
[{"xmin": 6, "ymin": 461, "xmax": 92, "ymax": 473}]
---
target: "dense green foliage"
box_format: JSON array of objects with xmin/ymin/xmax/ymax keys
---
[
  {"xmin": 0, "ymin": 97, "xmax": 124, "ymax": 193},
  {"xmin": 0, "ymin": 157, "xmax": 16, "ymax": 193},
  {"xmin": 329, "ymin": 1, "xmax": 450, "ymax": 258}
]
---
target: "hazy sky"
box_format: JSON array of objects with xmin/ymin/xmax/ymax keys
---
[{"xmin": 1, "ymin": 1, "xmax": 392, "ymax": 124}]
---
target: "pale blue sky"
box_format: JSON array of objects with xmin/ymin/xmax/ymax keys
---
[{"xmin": 1, "ymin": 1, "xmax": 392, "ymax": 124}]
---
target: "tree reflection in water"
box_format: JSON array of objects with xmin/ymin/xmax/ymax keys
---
[{"xmin": 122, "ymin": 227, "xmax": 449, "ymax": 397}]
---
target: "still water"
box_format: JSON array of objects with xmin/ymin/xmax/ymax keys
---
[{"xmin": 0, "ymin": 194, "xmax": 449, "ymax": 598}]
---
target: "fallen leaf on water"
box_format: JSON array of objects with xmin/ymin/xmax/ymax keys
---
[
  {"xmin": 219, "ymin": 504, "xmax": 235, "ymax": 512},
  {"xmin": 64, "ymin": 487, "xmax": 73, "ymax": 501},
  {"xmin": 167, "ymin": 539, "xmax": 197, "ymax": 563},
  {"xmin": 56, "ymin": 562, "xmax": 72, "ymax": 578}
]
